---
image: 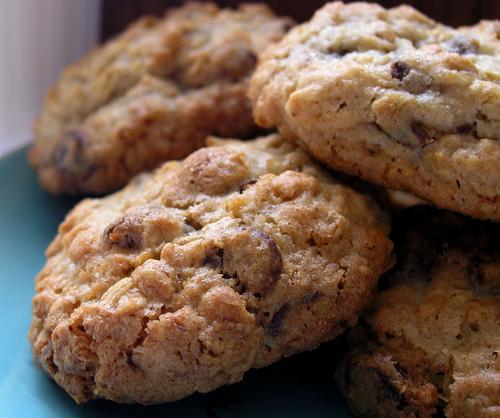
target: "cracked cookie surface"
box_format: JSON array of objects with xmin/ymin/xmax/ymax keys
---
[
  {"xmin": 336, "ymin": 207, "xmax": 500, "ymax": 418},
  {"xmin": 29, "ymin": 2, "xmax": 292, "ymax": 195},
  {"xmin": 250, "ymin": 2, "xmax": 500, "ymax": 221},
  {"xmin": 29, "ymin": 134, "xmax": 393, "ymax": 404}
]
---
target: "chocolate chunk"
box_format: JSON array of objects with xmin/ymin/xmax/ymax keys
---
[
  {"xmin": 103, "ymin": 216, "xmax": 143, "ymax": 250},
  {"xmin": 391, "ymin": 61, "xmax": 410, "ymax": 81},
  {"xmin": 411, "ymin": 122, "xmax": 433, "ymax": 146}
]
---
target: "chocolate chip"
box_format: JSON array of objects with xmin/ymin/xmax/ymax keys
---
[
  {"xmin": 267, "ymin": 304, "xmax": 289, "ymax": 336},
  {"xmin": 239, "ymin": 179, "xmax": 257, "ymax": 194},
  {"xmin": 53, "ymin": 130, "xmax": 84, "ymax": 168},
  {"xmin": 467, "ymin": 254, "xmax": 484, "ymax": 285},
  {"xmin": 300, "ymin": 292, "xmax": 321, "ymax": 305},
  {"xmin": 446, "ymin": 36, "xmax": 478, "ymax": 55},
  {"xmin": 457, "ymin": 123, "xmax": 473, "ymax": 135},
  {"xmin": 103, "ymin": 216, "xmax": 143, "ymax": 250},
  {"xmin": 51, "ymin": 130, "xmax": 100, "ymax": 188},
  {"xmin": 377, "ymin": 371, "xmax": 407, "ymax": 407},
  {"xmin": 469, "ymin": 322, "xmax": 480, "ymax": 332},
  {"xmin": 221, "ymin": 49, "xmax": 257, "ymax": 80},
  {"xmin": 126, "ymin": 351, "xmax": 139, "ymax": 369},
  {"xmin": 327, "ymin": 48, "xmax": 350, "ymax": 58},
  {"xmin": 411, "ymin": 121, "xmax": 433, "ymax": 146},
  {"xmin": 391, "ymin": 61, "xmax": 410, "ymax": 81},
  {"xmin": 251, "ymin": 230, "xmax": 283, "ymax": 285},
  {"xmin": 246, "ymin": 51, "xmax": 258, "ymax": 68},
  {"xmin": 218, "ymin": 228, "xmax": 283, "ymax": 296},
  {"xmin": 336, "ymin": 102, "xmax": 347, "ymax": 113},
  {"xmin": 203, "ymin": 247, "xmax": 224, "ymax": 268},
  {"xmin": 266, "ymin": 292, "xmax": 321, "ymax": 336},
  {"xmin": 282, "ymin": 20, "xmax": 294, "ymax": 33},
  {"xmin": 393, "ymin": 362, "xmax": 408, "ymax": 378}
]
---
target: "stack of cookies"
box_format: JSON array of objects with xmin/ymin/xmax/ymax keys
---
[{"xmin": 28, "ymin": 2, "xmax": 499, "ymax": 417}]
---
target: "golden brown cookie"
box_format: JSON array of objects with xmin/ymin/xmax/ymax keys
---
[
  {"xmin": 29, "ymin": 134, "xmax": 393, "ymax": 404},
  {"xmin": 336, "ymin": 207, "xmax": 500, "ymax": 418},
  {"xmin": 250, "ymin": 2, "xmax": 500, "ymax": 221},
  {"xmin": 29, "ymin": 2, "xmax": 292, "ymax": 195}
]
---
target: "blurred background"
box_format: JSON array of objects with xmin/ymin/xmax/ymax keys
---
[
  {"xmin": 0, "ymin": 0, "xmax": 498, "ymax": 156},
  {"xmin": 102, "ymin": 0, "xmax": 500, "ymax": 39}
]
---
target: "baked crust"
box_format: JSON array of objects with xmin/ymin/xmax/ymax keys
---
[
  {"xmin": 29, "ymin": 2, "xmax": 292, "ymax": 195},
  {"xmin": 250, "ymin": 2, "xmax": 500, "ymax": 221},
  {"xmin": 336, "ymin": 207, "xmax": 500, "ymax": 418},
  {"xmin": 29, "ymin": 134, "xmax": 393, "ymax": 404}
]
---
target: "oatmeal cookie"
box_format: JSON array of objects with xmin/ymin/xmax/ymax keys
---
[
  {"xmin": 29, "ymin": 2, "xmax": 292, "ymax": 195},
  {"xmin": 29, "ymin": 134, "xmax": 393, "ymax": 404},
  {"xmin": 336, "ymin": 207, "xmax": 500, "ymax": 418},
  {"xmin": 250, "ymin": 2, "xmax": 500, "ymax": 221}
]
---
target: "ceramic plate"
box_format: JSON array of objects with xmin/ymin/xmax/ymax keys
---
[{"xmin": 0, "ymin": 147, "xmax": 354, "ymax": 418}]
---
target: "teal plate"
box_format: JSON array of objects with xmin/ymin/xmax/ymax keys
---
[{"xmin": 0, "ymin": 147, "xmax": 354, "ymax": 418}]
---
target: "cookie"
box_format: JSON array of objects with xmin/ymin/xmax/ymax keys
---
[
  {"xmin": 249, "ymin": 2, "xmax": 500, "ymax": 221},
  {"xmin": 29, "ymin": 134, "xmax": 393, "ymax": 404},
  {"xmin": 29, "ymin": 3, "xmax": 292, "ymax": 195},
  {"xmin": 336, "ymin": 207, "xmax": 500, "ymax": 418}
]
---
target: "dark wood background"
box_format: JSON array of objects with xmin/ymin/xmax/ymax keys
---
[{"xmin": 102, "ymin": 0, "xmax": 500, "ymax": 40}]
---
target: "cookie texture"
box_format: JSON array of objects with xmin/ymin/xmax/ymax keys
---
[
  {"xmin": 29, "ymin": 134, "xmax": 393, "ymax": 404},
  {"xmin": 249, "ymin": 2, "xmax": 500, "ymax": 221},
  {"xmin": 29, "ymin": 2, "xmax": 292, "ymax": 195},
  {"xmin": 336, "ymin": 207, "xmax": 500, "ymax": 418}
]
